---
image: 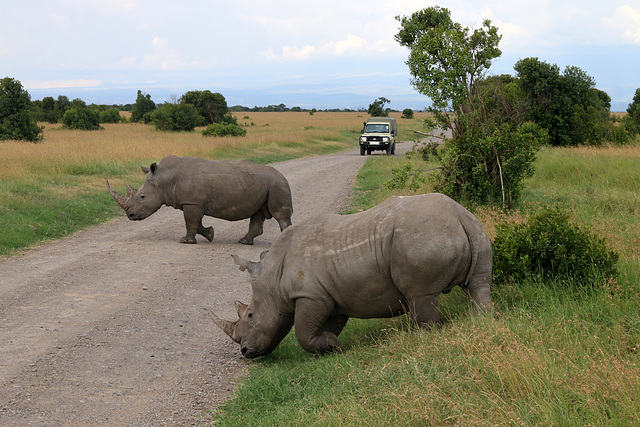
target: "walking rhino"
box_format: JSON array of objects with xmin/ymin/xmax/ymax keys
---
[
  {"xmin": 208, "ymin": 193, "xmax": 492, "ymax": 358},
  {"xmin": 107, "ymin": 155, "xmax": 293, "ymax": 244}
]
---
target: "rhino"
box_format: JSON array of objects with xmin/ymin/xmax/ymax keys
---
[
  {"xmin": 208, "ymin": 193, "xmax": 492, "ymax": 358},
  {"xmin": 107, "ymin": 155, "xmax": 293, "ymax": 244}
]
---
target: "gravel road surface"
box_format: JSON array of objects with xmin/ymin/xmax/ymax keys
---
[{"xmin": 0, "ymin": 143, "xmax": 411, "ymax": 426}]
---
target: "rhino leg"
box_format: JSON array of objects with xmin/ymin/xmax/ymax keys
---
[
  {"xmin": 407, "ymin": 294, "xmax": 441, "ymax": 329},
  {"xmin": 465, "ymin": 267, "xmax": 492, "ymax": 313},
  {"xmin": 293, "ymin": 298, "xmax": 347, "ymax": 354},
  {"xmin": 198, "ymin": 223, "xmax": 214, "ymax": 242},
  {"xmin": 239, "ymin": 211, "xmax": 266, "ymax": 245},
  {"xmin": 180, "ymin": 205, "xmax": 210, "ymax": 244},
  {"xmin": 276, "ymin": 217, "xmax": 292, "ymax": 232}
]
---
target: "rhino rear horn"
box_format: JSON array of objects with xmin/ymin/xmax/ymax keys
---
[
  {"xmin": 106, "ymin": 180, "xmax": 128, "ymax": 210},
  {"xmin": 206, "ymin": 308, "xmax": 239, "ymax": 343},
  {"xmin": 126, "ymin": 184, "xmax": 138, "ymax": 197}
]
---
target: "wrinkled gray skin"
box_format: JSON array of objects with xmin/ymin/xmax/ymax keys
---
[
  {"xmin": 209, "ymin": 193, "xmax": 492, "ymax": 358},
  {"xmin": 107, "ymin": 155, "xmax": 293, "ymax": 244}
]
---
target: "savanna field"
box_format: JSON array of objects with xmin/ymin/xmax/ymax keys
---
[{"xmin": 1, "ymin": 112, "xmax": 639, "ymax": 425}]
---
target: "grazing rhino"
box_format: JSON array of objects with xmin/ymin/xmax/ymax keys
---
[
  {"xmin": 208, "ymin": 193, "xmax": 492, "ymax": 358},
  {"xmin": 107, "ymin": 155, "xmax": 293, "ymax": 244}
]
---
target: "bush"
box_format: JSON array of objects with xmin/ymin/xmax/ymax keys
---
[
  {"xmin": 493, "ymin": 205, "xmax": 619, "ymax": 288},
  {"xmin": 61, "ymin": 107, "xmax": 102, "ymax": 130},
  {"xmin": 99, "ymin": 108, "xmax": 122, "ymax": 124},
  {"xmin": 434, "ymin": 121, "xmax": 543, "ymax": 207},
  {"xmin": 202, "ymin": 122, "xmax": 246, "ymax": 137},
  {"xmin": 401, "ymin": 108, "xmax": 414, "ymax": 119},
  {"xmin": 150, "ymin": 103, "xmax": 200, "ymax": 131}
]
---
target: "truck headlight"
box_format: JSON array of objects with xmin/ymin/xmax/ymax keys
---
[
  {"xmin": 382, "ymin": 137, "xmax": 390, "ymax": 142},
  {"xmin": 360, "ymin": 137, "xmax": 367, "ymax": 143}
]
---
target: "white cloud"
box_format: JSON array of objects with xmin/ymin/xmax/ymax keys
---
[
  {"xmin": 133, "ymin": 36, "xmax": 183, "ymax": 70},
  {"xmin": 23, "ymin": 79, "xmax": 101, "ymax": 90},
  {"xmin": 604, "ymin": 4, "xmax": 640, "ymax": 44}
]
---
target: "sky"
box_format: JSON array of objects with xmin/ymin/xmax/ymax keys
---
[{"xmin": 2, "ymin": 0, "xmax": 639, "ymax": 111}]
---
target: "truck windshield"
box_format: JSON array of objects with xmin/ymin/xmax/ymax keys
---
[{"xmin": 365, "ymin": 124, "xmax": 389, "ymax": 133}]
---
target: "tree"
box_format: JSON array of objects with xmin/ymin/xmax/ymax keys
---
[
  {"xmin": 394, "ymin": 7, "xmax": 541, "ymax": 207},
  {"xmin": 625, "ymin": 88, "xmax": 640, "ymax": 135},
  {"xmin": 395, "ymin": 6, "xmax": 502, "ymax": 138},
  {"xmin": 401, "ymin": 108, "xmax": 414, "ymax": 119},
  {"xmin": 514, "ymin": 58, "xmax": 612, "ymax": 146},
  {"xmin": 131, "ymin": 90, "xmax": 156, "ymax": 123},
  {"xmin": 0, "ymin": 77, "xmax": 43, "ymax": 142},
  {"xmin": 180, "ymin": 90, "xmax": 228, "ymax": 125},
  {"xmin": 367, "ymin": 97, "xmax": 390, "ymax": 116}
]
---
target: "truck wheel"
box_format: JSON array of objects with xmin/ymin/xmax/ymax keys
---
[
  {"xmin": 360, "ymin": 146, "xmax": 365, "ymax": 156},
  {"xmin": 367, "ymin": 149, "xmax": 371, "ymax": 155},
  {"xmin": 391, "ymin": 143, "xmax": 395, "ymax": 155},
  {"xmin": 385, "ymin": 145, "xmax": 391, "ymax": 156}
]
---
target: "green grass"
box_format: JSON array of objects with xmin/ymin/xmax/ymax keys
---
[{"xmin": 212, "ymin": 142, "xmax": 640, "ymax": 426}]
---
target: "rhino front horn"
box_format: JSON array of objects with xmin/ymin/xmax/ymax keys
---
[
  {"xmin": 106, "ymin": 180, "xmax": 128, "ymax": 210},
  {"xmin": 206, "ymin": 308, "xmax": 238, "ymax": 342}
]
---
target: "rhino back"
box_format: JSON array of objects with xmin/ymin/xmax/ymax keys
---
[
  {"xmin": 156, "ymin": 157, "xmax": 287, "ymax": 220},
  {"xmin": 262, "ymin": 193, "xmax": 480, "ymax": 319}
]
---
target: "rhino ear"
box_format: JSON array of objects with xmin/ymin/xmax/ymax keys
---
[
  {"xmin": 150, "ymin": 162, "xmax": 158, "ymax": 173},
  {"xmin": 259, "ymin": 250, "xmax": 269, "ymax": 261},
  {"xmin": 232, "ymin": 254, "xmax": 262, "ymax": 278},
  {"xmin": 141, "ymin": 165, "xmax": 150, "ymax": 174}
]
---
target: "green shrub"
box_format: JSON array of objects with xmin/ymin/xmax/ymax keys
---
[
  {"xmin": 61, "ymin": 107, "xmax": 101, "ymax": 130},
  {"xmin": 401, "ymin": 108, "xmax": 414, "ymax": 119},
  {"xmin": 150, "ymin": 103, "xmax": 200, "ymax": 131},
  {"xmin": 493, "ymin": 205, "xmax": 619, "ymax": 288},
  {"xmin": 99, "ymin": 108, "xmax": 122, "ymax": 124},
  {"xmin": 202, "ymin": 122, "xmax": 246, "ymax": 137},
  {"xmin": 435, "ymin": 121, "xmax": 542, "ymax": 207}
]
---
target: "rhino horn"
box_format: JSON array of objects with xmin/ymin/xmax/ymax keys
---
[
  {"xmin": 235, "ymin": 301, "xmax": 248, "ymax": 318},
  {"xmin": 106, "ymin": 180, "xmax": 128, "ymax": 210},
  {"xmin": 126, "ymin": 184, "xmax": 138, "ymax": 197},
  {"xmin": 206, "ymin": 308, "xmax": 239, "ymax": 342}
]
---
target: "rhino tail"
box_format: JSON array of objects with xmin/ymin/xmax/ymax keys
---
[
  {"xmin": 459, "ymin": 210, "xmax": 491, "ymax": 288},
  {"xmin": 459, "ymin": 210, "xmax": 493, "ymax": 312}
]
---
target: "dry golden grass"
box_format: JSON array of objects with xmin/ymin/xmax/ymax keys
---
[
  {"xmin": 0, "ymin": 111, "xmax": 430, "ymax": 181},
  {"xmin": 0, "ymin": 112, "xmax": 351, "ymax": 179}
]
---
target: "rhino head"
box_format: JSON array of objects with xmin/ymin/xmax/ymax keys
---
[
  {"xmin": 106, "ymin": 163, "xmax": 164, "ymax": 221},
  {"xmin": 208, "ymin": 254, "xmax": 294, "ymax": 359}
]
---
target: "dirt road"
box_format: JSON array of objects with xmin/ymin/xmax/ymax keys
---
[{"xmin": 0, "ymin": 144, "xmax": 411, "ymax": 426}]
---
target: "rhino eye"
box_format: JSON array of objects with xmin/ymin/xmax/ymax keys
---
[{"xmin": 248, "ymin": 312, "xmax": 253, "ymax": 319}]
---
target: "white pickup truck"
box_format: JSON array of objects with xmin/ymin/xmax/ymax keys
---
[{"xmin": 359, "ymin": 117, "xmax": 397, "ymax": 155}]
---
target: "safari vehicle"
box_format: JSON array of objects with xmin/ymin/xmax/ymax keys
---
[{"xmin": 359, "ymin": 117, "xmax": 397, "ymax": 155}]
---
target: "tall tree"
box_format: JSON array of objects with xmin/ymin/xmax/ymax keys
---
[
  {"xmin": 395, "ymin": 6, "xmax": 502, "ymax": 137},
  {"xmin": 394, "ymin": 7, "xmax": 542, "ymax": 208},
  {"xmin": 367, "ymin": 97, "xmax": 390, "ymax": 117},
  {"xmin": 0, "ymin": 77, "xmax": 43, "ymax": 142},
  {"xmin": 131, "ymin": 90, "xmax": 156, "ymax": 123},
  {"xmin": 514, "ymin": 58, "xmax": 609, "ymax": 145}
]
